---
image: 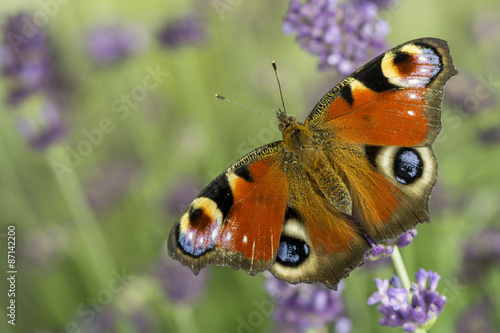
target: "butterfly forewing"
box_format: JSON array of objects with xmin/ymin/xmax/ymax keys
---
[{"xmin": 306, "ymin": 38, "xmax": 456, "ymax": 242}]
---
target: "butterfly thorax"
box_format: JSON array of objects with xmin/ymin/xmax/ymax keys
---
[{"xmin": 279, "ymin": 112, "xmax": 353, "ymax": 215}]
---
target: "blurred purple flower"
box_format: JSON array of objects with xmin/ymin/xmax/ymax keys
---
[
  {"xmin": 282, "ymin": 0, "xmax": 390, "ymax": 74},
  {"xmin": 470, "ymin": 10, "xmax": 500, "ymax": 46},
  {"xmin": 265, "ymin": 273, "xmax": 351, "ymax": 332},
  {"xmin": 157, "ymin": 15, "xmax": 205, "ymax": 48},
  {"xmin": 84, "ymin": 310, "xmax": 118, "ymax": 333},
  {"xmin": 21, "ymin": 224, "xmax": 71, "ymax": 267},
  {"xmin": 1, "ymin": 12, "xmax": 68, "ymax": 151},
  {"xmin": 444, "ymin": 72, "xmax": 497, "ymax": 115},
  {"xmin": 459, "ymin": 228, "xmax": 500, "ymax": 283},
  {"xmin": 85, "ymin": 24, "xmax": 149, "ymax": 65},
  {"xmin": 165, "ymin": 179, "xmax": 202, "ymax": 215},
  {"xmin": 16, "ymin": 99, "xmax": 65, "ymax": 150},
  {"xmin": 479, "ymin": 126, "xmax": 500, "ymax": 144},
  {"xmin": 368, "ymin": 269, "xmax": 447, "ymax": 332},
  {"xmin": 456, "ymin": 301, "xmax": 496, "ymax": 333},
  {"xmin": 85, "ymin": 161, "xmax": 140, "ymax": 213},
  {"xmin": 78, "ymin": 276, "xmax": 160, "ymax": 333},
  {"xmin": 1, "ymin": 13, "xmax": 54, "ymax": 105},
  {"xmin": 353, "ymin": 0, "xmax": 393, "ymax": 8},
  {"xmin": 155, "ymin": 252, "xmax": 208, "ymax": 304},
  {"xmin": 365, "ymin": 230, "xmax": 417, "ymax": 261},
  {"xmin": 128, "ymin": 309, "xmax": 155, "ymax": 333}
]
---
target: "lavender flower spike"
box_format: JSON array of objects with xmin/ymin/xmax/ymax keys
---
[
  {"xmin": 283, "ymin": 0, "xmax": 390, "ymax": 74},
  {"xmin": 265, "ymin": 273, "xmax": 351, "ymax": 332},
  {"xmin": 366, "ymin": 229, "xmax": 417, "ymax": 261},
  {"xmin": 157, "ymin": 14, "xmax": 205, "ymax": 48},
  {"xmin": 1, "ymin": 13, "xmax": 54, "ymax": 105},
  {"xmin": 368, "ymin": 269, "xmax": 447, "ymax": 332}
]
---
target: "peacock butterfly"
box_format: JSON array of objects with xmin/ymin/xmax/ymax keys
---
[{"xmin": 167, "ymin": 38, "xmax": 457, "ymax": 289}]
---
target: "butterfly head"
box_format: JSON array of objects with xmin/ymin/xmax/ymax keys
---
[
  {"xmin": 276, "ymin": 108, "xmax": 320, "ymax": 167},
  {"xmin": 277, "ymin": 108, "xmax": 298, "ymax": 132}
]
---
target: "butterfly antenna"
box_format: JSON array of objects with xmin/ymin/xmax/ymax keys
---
[
  {"xmin": 272, "ymin": 61, "xmax": 288, "ymax": 117},
  {"xmin": 215, "ymin": 94, "xmax": 278, "ymax": 122}
]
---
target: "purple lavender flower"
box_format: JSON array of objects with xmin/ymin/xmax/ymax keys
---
[
  {"xmin": 396, "ymin": 229, "xmax": 417, "ymax": 247},
  {"xmin": 16, "ymin": 99, "xmax": 65, "ymax": 150},
  {"xmin": 265, "ymin": 273, "xmax": 351, "ymax": 332},
  {"xmin": 157, "ymin": 15, "xmax": 205, "ymax": 48},
  {"xmin": 85, "ymin": 24, "xmax": 148, "ymax": 65},
  {"xmin": 282, "ymin": 0, "xmax": 390, "ymax": 74},
  {"xmin": 1, "ymin": 13, "xmax": 54, "ymax": 105},
  {"xmin": 155, "ymin": 252, "xmax": 208, "ymax": 304},
  {"xmin": 365, "ymin": 229, "xmax": 417, "ymax": 261},
  {"xmin": 368, "ymin": 269, "xmax": 447, "ymax": 332},
  {"xmin": 365, "ymin": 242, "xmax": 393, "ymax": 260}
]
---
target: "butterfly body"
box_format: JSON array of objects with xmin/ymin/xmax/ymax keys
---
[{"xmin": 168, "ymin": 38, "xmax": 457, "ymax": 289}]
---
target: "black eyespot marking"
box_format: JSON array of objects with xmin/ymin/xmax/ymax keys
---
[
  {"xmin": 393, "ymin": 51, "xmax": 410, "ymax": 65},
  {"xmin": 234, "ymin": 164, "xmax": 253, "ymax": 182},
  {"xmin": 352, "ymin": 55, "xmax": 399, "ymax": 93},
  {"xmin": 197, "ymin": 173, "xmax": 233, "ymax": 219},
  {"xmin": 188, "ymin": 207, "xmax": 203, "ymax": 224},
  {"xmin": 365, "ymin": 146, "xmax": 382, "ymax": 169},
  {"xmin": 339, "ymin": 84, "xmax": 354, "ymax": 105},
  {"xmin": 276, "ymin": 236, "xmax": 309, "ymax": 267},
  {"xmin": 393, "ymin": 148, "xmax": 423, "ymax": 185}
]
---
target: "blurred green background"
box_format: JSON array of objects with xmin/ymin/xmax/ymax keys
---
[{"xmin": 0, "ymin": 0, "xmax": 499, "ymax": 332}]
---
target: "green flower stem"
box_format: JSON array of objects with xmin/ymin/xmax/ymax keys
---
[
  {"xmin": 391, "ymin": 246, "xmax": 411, "ymax": 290},
  {"xmin": 391, "ymin": 246, "xmax": 427, "ymax": 333},
  {"xmin": 48, "ymin": 145, "xmax": 114, "ymax": 286}
]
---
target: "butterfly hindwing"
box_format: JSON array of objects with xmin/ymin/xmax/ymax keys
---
[{"xmin": 269, "ymin": 171, "xmax": 370, "ymax": 289}]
